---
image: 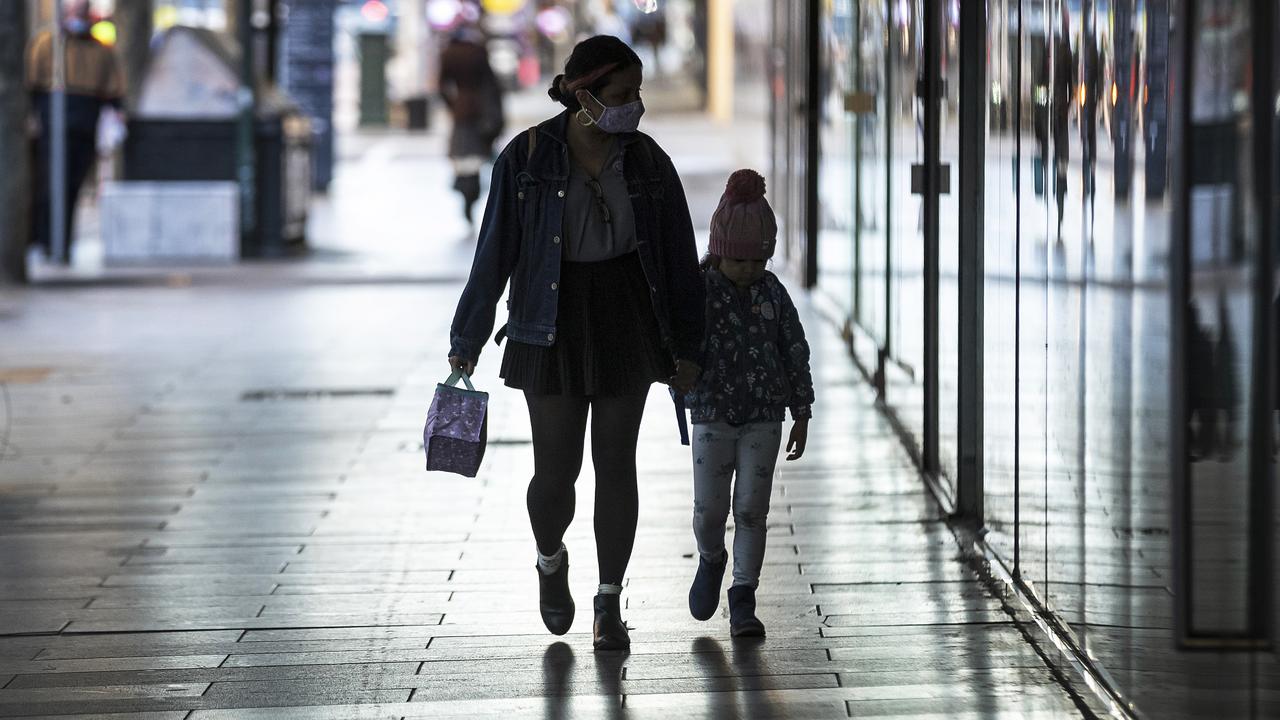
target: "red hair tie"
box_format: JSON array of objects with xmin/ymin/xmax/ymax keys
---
[{"xmin": 563, "ymin": 62, "xmax": 620, "ymax": 95}]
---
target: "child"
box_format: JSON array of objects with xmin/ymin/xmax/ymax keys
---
[{"xmin": 686, "ymin": 169, "xmax": 814, "ymax": 637}]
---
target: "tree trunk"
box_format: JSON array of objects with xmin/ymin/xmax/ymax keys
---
[
  {"xmin": 0, "ymin": 0, "xmax": 30, "ymax": 283},
  {"xmin": 115, "ymin": 0, "xmax": 153, "ymax": 109}
]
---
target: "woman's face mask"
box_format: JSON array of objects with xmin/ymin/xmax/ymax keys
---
[{"xmin": 581, "ymin": 90, "xmax": 645, "ymax": 134}]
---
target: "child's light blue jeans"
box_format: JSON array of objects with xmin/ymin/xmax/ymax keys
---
[{"xmin": 691, "ymin": 421, "xmax": 783, "ymax": 589}]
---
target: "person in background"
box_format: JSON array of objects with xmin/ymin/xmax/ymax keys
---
[
  {"xmin": 439, "ymin": 24, "xmax": 505, "ymax": 226},
  {"xmin": 26, "ymin": 0, "xmax": 124, "ymax": 264}
]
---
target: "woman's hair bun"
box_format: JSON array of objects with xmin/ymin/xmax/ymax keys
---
[
  {"xmin": 724, "ymin": 169, "xmax": 766, "ymax": 204},
  {"xmin": 547, "ymin": 74, "xmax": 566, "ymax": 103}
]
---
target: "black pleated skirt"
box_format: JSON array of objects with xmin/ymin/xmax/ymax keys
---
[{"xmin": 500, "ymin": 252, "xmax": 674, "ymax": 397}]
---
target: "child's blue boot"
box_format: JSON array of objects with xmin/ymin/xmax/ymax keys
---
[
  {"xmin": 688, "ymin": 549, "xmax": 728, "ymax": 621},
  {"xmin": 728, "ymin": 585, "xmax": 765, "ymax": 637}
]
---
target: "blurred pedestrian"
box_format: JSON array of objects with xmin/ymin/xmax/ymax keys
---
[
  {"xmin": 439, "ymin": 25, "xmax": 505, "ymax": 225},
  {"xmin": 26, "ymin": 0, "xmax": 125, "ymax": 264},
  {"xmin": 447, "ymin": 36, "xmax": 704, "ymax": 652},
  {"xmin": 1052, "ymin": 6, "xmax": 1074, "ymax": 241},
  {"xmin": 684, "ymin": 170, "xmax": 814, "ymax": 638},
  {"xmin": 628, "ymin": 6, "xmax": 667, "ymax": 75}
]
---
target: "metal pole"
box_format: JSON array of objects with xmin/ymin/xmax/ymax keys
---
[
  {"xmin": 1246, "ymin": 0, "xmax": 1275, "ymax": 646},
  {"xmin": 1169, "ymin": 0, "xmax": 1193, "ymax": 648},
  {"xmin": 921, "ymin": 0, "xmax": 941, "ymax": 475},
  {"xmin": 803, "ymin": 0, "xmax": 819, "ymax": 288},
  {"xmin": 235, "ymin": 0, "xmax": 257, "ymax": 253},
  {"xmin": 50, "ymin": 0, "xmax": 67, "ymax": 264},
  {"xmin": 0, "ymin": 0, "xmax": 30, "ymax": 283},
  {"xmin": 956, "ymin": 0, "xmax": 987, "ymax": 525}
]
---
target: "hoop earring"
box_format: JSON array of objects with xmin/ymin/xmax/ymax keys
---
[{"xmin": 575, "ymin": 108, "xmax": 596, "ymax": 127}]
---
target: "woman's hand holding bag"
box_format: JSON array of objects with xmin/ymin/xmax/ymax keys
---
[{"xmin": 423, "ymin": 369, "xmax": 488, "ymax": 478}]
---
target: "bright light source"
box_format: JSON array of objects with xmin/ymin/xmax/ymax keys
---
[
  {"xmin": 634, "ymin": 0, "xmax": 659, "ymax": 13},
  {"xmin": 536, "ymin": 7, "xmax": 572, "ymax": 40},
  {"xmin": 153, "ymin": 6, "xmax": 178, "ymax": 30},
  {"xmin": 361, "ymin": 0, "xmax": 390, "ymax": 23},
  {"xmin": 1111, "ymin": 82, "xmax": 1118, "ymax": 106},
  {"xmin": 427, "ymin": 0, "xmax": 462, "ymax": 30},
  {"xmin": 482, "ymin": 0, "xmax": 525, "ymax": 14},
  {"xmin": 90, "ymin": 20, "xmax": 116, "ymax": 46}
]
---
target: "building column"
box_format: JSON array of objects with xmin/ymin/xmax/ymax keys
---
[
  {"xmin": 114, "ymin": 0, "xmax": 153, "ymax": 109},
  {"xmin": 706, "ymin": 0, "xmax": 733, "ymax": 122}
]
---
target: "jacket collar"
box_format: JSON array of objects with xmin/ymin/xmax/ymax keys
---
[{"xmin": 708, "ymin": 267, "xmax": 768, "ymax": 294}]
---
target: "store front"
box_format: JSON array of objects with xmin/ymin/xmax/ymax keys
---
[{"xmin": 771, "ymin": 1, "xmax": 1279, "ymax": 716}]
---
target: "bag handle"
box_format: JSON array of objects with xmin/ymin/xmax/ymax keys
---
[{"xmin": 444, "ymin": 370, "xmax": 477, "ymax": 391}]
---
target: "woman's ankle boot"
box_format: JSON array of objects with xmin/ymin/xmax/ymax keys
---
[
  {"xmin": 727, "ymin": 585, "xmax": 765, "ymax": 638},
  {"xmin": 536, "ymin": 548, "xmax": 574, "ymax": 636},
  {"xmin": 592, "ymin": 593, "xmax": 630, "ymax": 651},
  {"xmin": 688, "ymin": 549, "xmax": 728, "ymax": 621}
]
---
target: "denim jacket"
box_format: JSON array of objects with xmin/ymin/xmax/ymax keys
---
[
  {"xmin": 688, "ymin": 269, "xmax": 814, "ymax": 425},
  {"xmin": 449, "ymin": 112, "xmax": 704, "ymax": 365}
]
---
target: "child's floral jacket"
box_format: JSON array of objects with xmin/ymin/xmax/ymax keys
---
[{"xmin": 688, "ymin": 268, "xmax": 814, "ymax": 425}]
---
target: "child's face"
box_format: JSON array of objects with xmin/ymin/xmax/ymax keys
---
[{"xmin": 719, "ymin": 257, "xmax": 768, "ymax": 288}]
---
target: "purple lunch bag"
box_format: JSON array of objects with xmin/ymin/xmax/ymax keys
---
[{"xmin": 423, "ymin": 371, "xmax": 488, "ymax": 477}]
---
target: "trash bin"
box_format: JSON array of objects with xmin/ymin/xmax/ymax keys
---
[
  {"xmin": 123, "ymin": 27, "xmax": 311, "ymax": 257},
  {"xmin": 359, "ymin": 32, "xmax": 390, "ymax": 127},
  {"xmin": 405, "ymin": 95, "xmax": 431, "ymax": 131}
]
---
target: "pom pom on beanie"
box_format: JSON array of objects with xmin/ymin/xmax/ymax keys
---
[
  {"xmin": 724, "ymin": 169, "xmax": 767, "ymax": 205},
  {"xmin": 709, "ymin": 169, "xmax": 777, "ymax": 261}
]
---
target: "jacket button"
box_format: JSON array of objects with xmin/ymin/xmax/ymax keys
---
[
  {"xmin": 553, "ymin": 236, "xmax": 561, "ymax": 244},
  {"xmin": 557, "ymin": 190, "xmax": 565, "ymax": 198},
  {"xmin": 547, "ymin": 333, "xmax": 555, "ymax": 342},
  {"xmin": 518, "ymin": 191, "xmax": 525, "ymax": 200},
  {"xmin": 551, "ymin": 282, "xmax": 558, "ymax": 290}
]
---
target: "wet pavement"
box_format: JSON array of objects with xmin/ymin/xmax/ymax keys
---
[{"xmin": 0, "ymin": 117, "xmax": 1089, "ymax": 718}]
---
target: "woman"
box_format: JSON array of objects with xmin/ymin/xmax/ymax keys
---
[
  {"xmin": 448, "ymin": 36, "xmax": 702, "ymax": 651},
  {"xmin": 439, "ymin": 24, "xmax": 505, "ymax": 224}
]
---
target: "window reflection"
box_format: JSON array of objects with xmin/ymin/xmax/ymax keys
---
[{"xmin": 1184, "ymin": 0, "xmax": 1254, "ymax": 636}]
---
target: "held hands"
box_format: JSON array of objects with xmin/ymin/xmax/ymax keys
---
[
  {"xmin": 448, "ymin": 356, "xmax": 476, "ymax": 377},
  {"xmin": 669, "ymin": 359, "xmax": 700, "ymax": 394},
  {"xmin": 786, "ymin": 418, "xmax": 809, "ymax": 461}
]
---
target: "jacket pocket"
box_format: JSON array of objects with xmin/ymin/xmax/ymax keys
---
[{"xmin": 516, "ymin": 171, "xmax": 542, "ymax": 229}]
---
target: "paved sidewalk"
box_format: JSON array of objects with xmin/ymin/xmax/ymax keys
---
[
  {"xmin": 0, "ymin": 270, "xmax": 1088, "ymax": 717},
  {"xmin": 0, "ymin": 106, "xmax": 1087, "ymax": 718}
]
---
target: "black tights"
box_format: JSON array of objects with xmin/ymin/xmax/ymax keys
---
[{"xmin": 525, "ymin": 391, "xmax": 648, "ymax": 585}]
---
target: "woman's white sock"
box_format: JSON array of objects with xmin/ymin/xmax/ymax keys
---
[{"xmin": 537, "ymin": 544, "xmax": 566, "ymax": 575}]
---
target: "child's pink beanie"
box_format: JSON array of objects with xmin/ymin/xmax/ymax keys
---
[{"xmin": 708, "ymin": 169, "xmax": 777, "ymax": 260}]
